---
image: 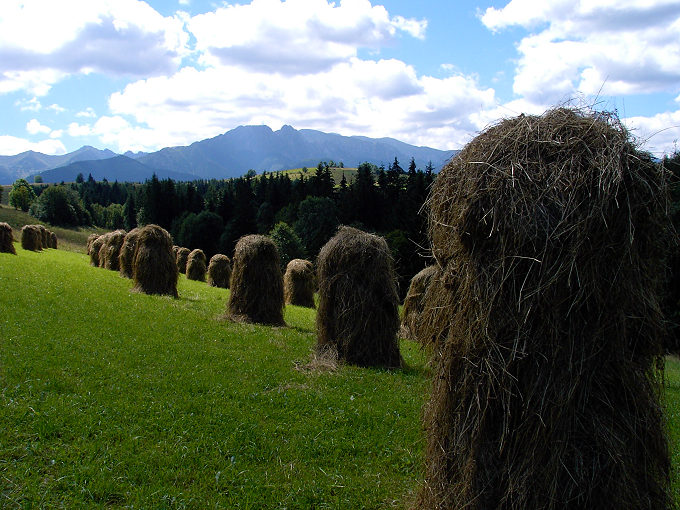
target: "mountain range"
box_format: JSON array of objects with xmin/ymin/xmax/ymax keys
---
[{"xmin": 0, "ymin": 125, "xmax": 458, "ymax": 185}]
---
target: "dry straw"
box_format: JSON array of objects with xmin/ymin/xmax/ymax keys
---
[
  {"xmin": 175, "ymin": 246, "xmax": 190, "ymax": 274},
  {"xmin": 186, "ymin": 249, "xmax": 207, "ymax": 281},
  {"xmin": 132, "ymin": 224, "xmax": 178, "ymax": 298},
  {"xmin": 207, "ymin": 253, "xmax": 232, "ymax": 288},
  {"xmin": 119, "ymin": 227, "xmax": 141, "ymax": 278},
  {"xmin": 415, "ymin": 107, "xmax": 671, "ymax": 509},
  {"xmin": 399, "ymin": 264, "xmax": 438, "ymax": 340},
  {"xmin": 37, "ymin": 225, "xmax": 49, "ymax": 249},
  {"xmin": 49, "ymin": 231, "xmax": 57, "ymax": 249},
  {"xmin": 316, "ymin": 226, "xmax": 401, "ymax": 368},
  {"xmin": 283, "ymin": 258, "xmax": 316, "ymax": 308},
  {"xmin": 89, "ymin": 235, "xmax": 104, "ymax": 267},
  {"xmin": 226, "ymin": 234, "xmax": 285, "ymax": 326},
  {"xmin": 21, "ymin": 225, "xmax": 42, "ymax": 251},
  {"xmin": 0, "ymin": 222, "xmax": 16, "ymax": 254},
  {"xmin": 99, "ymin": 230, "xmax": 126, "ymax": 271}
]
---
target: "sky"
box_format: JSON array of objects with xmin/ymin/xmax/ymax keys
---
[{"xmin": 0, "ymin": 0, "xmax": 679, "ymax": 158}]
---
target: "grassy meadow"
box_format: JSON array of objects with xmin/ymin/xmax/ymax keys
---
[{"xmin": 1, "ymin": 231, "xmax": 680, "ymax": 508}]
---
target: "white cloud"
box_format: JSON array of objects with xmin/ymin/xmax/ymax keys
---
[
  {"xmin": 49, "ymin": 129, "xmax": 64, "ymax": 139},
  {"xmin": 76, "ymin": 107, "xmax": 97, "ymax": 118},
  {"xmin": 97, "ymin": 56, "xmax": 495, "ymax": 152},
  {"xmin": 26, "ymin": 118, "xmax": 51, "ymax": 135},
  {"xmin": 46, "ymin": 103, "xmax": 66, "ymax": 113},
  {"xmin": 625, "ymin": 109, "xmax": 680, "ymax": 156},
  {"xmin": 0, "ymin": 0, "xmax": 189, "ymax": 95},
  {"xmin": 187, "ymin": 0, "xmax": 426, "ymax": 74},
  {"xmin": 480, "ymin": 0, "xmax": 680, "ymax": 108},
  {"xmin": 0, "ymin": 135, "xmax": 66, "ymax": 155},
  {"xmin": 15, "ymin": 97, "xmax": 42, "ymax": 112},
  {"xmin": 67, "ymin": 122, "xmax": 93, "ymax": 137}
]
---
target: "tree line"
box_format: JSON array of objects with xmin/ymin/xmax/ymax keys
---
[{"xmin": 10, "ymin": 158, "xmax": 437, "ymax": 296}]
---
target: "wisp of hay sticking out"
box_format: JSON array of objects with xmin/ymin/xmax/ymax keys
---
[
  {"xmin": 0, "ymin": 222, "xmax": 16, "ymax": 254},
  {"xmin": 99, "ymin": 230, "xmax": 126, "ymax": 271},
  {"xmin": 283, "ymin": 258, "xmax": 316, "ymax": 308},
  {"xmin": 132, "ymin": 224, "xmax": 178, "ymax": 298},
  {"xmin": 207, "ymin": 253, "xmax": 232, "ymax": 288},
  {"xmin": 49, "ymin": 231, "xmax": 57, "ymax": 249},
  {"xmin": 316, "ymin": 226, "xmax": 401, "ymax": 368},
  {"xmin": 119, "ymin": 227, "xmax": 141, "ymax": 278},
  {"xmin": 21, "ymin": 225, "xmax": 42, "ymax": 251},
  {"xmin": 399, "ymin": 264, "xmax": 438, "ymax": 340},
  {"xmin": 186, "ymin": 249, "xmax": 207, "ymax": 281},
  {"xmin": 175, "ymin": 247, "xmax": 190, "ymax": 274},
  {"xmin": 226, "ymin": 234, "xmax": 285, "ymax": 326},
  {"xmin": 415, "ymin": 107, "xmax": 671, "ymax": 510},
  {"xmin": 89, "ymin": 235, "xmax": 104, "ymax": 267}
]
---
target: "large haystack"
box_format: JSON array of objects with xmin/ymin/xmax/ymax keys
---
[
  {"xmin": 415, "ymin": 107, "xmax": 671, "ymax": 509},
  {"xmin": 132, "ymin": 224, "xmax": 178, "ymax": 298},
  {"xmin": 36, "ymin": 225, "xmax": 49, "ymax": 249},
  {"xmin": 21, "ymin": 225, "xmax": 42, "ymax": 251},
  {"xmin": 283, "ymin": 258, "xmax": 315, "ymax": 308},
  {"xmin": 176, "ymin": 246, "xmax": 190, "ymax": 274},
  {"xmin": 316, "ymin": 226, "xmax": 401, "ymax": 368},
  {"xmin": 0, "ymin": 222, "xmax": 16, "ymax": 254},
  {"xmin": 226, "ymin": 234, "xmax": 285, "ymax": 325},
  {"xmin": 186, "ymin": 249, "xmax": 207, "ymax": 281},
  {"xmin": 207, "ymin": 253, "xmax": 232, "ymax": 288},
  {"xmin": 399, "ymin": 264, "xmax": 438, "ymax": 340},
  {"xmin": 49, "ymin": 231, "xmax": 57, "ymax": 249},
  {"xmin": 99, "ymin": 230, "xmax": 126, "ymax": 271},
  {"xmin": 89, "ymin": 235, "xmax": 104, "ymax": 267},
  {"xmin": 119, "ymin": 227, "xmax": 141, "ymax": 278}
]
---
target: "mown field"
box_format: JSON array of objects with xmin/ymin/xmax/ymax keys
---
[{"xmin": 1, "ymin": 226, "xmax": 680, "ymax": 508}]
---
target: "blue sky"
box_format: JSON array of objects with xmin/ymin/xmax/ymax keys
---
[{"xmin": 1, "ymin": 0, "xmax": 679, "ymax": 157}]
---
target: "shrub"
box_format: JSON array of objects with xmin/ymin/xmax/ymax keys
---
[{"xmin": 269, "ymin": 221, "xmax": 306, "ymax": 271}]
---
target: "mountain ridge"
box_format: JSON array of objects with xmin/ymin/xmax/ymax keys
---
[{"xmin": 1, "ymin": 125, "xmax": 457, "ymax": 184}]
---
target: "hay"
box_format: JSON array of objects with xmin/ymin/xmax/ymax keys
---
[
  {"xmin": 37, "ymin": 225, "xmax": 49, "ymax": 249},
  {"xmin": 176, "ymin": 246, "xmax": 190, "ymax": 273},
  {"xmin": 207, "ymin": 253, "xmax": 232, "ymax": 288},
  {"xmin": 315, "ymin": 226, "xmax": 401, "ymax": 368},
  {"xmin": 98, "ymin": 230, "xmax": 126, "ymax": 271},
  {"xmin": 186, "ymin": 249, "xmax": 207, "ymax": 281},
  {"xmin": 21, "ymin": 225, "xmax": 42, "ymax": 251},
  {"xmin": 87, "ymin": 233, "xmax": 99, "ymax": 255},
  {"xmin": 226, "ymin": 234, "xmax": 285, "ymax": 326},
  {"xmin": 119, "ymin": 228, "xmax": 141, "ymax": 278},
  {"xmin": 132, "ymin": 224, "xmax": 178, "ymax": 298},
  {"xmin": 283, "ymin": 258, "xmax": 315, "ymax": 308},
  {"xmin": 0, "ymin": 222, "xmax": 16, "ymax": 254},
  {"xmin": 415, "ymin": 107, "xmax": 671, "ymax": 509},
  {"xmin": 399, "ymin": 264, "xmax": 438, "ymax": 340},
  {"xmin": 89, "ymin": 235, "xmax": 104, "ymax": 267},
  {"xmin": 49, "ymin": 231, "xmax": 57, "ymax": 249}
]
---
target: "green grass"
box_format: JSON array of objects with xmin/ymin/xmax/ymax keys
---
[
  {"xmin": 2, "ymin": 243, "xmax": 680, "ymax": 508},
  {"xmin": 0, "ymin": 245, "xmax": 427, "ymax": 508}
]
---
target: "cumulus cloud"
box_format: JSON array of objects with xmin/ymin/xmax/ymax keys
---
[
  {"xmin": 0, "ymin": 135, "xmax": 66, "ymax": 155},
  {"xmin": 188, "ymin": 0, "xmax": 427, "ymax": 74},
  {"xmin": 480, "ymin": 0, "xmax": 680, "ymax": 106},
  {"xmin": 0, "ymin": 0, "xmax": 189, "ymax": 95},
  {"xmin": 26, "ymin": 119, "xmax": 51, "ymax": 135}
]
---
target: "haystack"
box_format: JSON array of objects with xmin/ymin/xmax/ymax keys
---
[
  {"xmin": 176, "ymin": 246, "xmax": 190, "ymax": 273},
  {"xmin": 0, "ymin": 222, "xmax": 16, "ymax": 254},
  {"xmin": 87, "ymin": 233, "xmax": 99, "ymax": 255},
  {"xmin": 89, "ymin": 235, "xmax": 104, "ymax": 267},
  {"xmin": 37, "ymin": 225, "xmax": 49, "ymax": 249},
  {"xmin": 207, "ymin": 253, "xmax": 232, "ymax": 288},
  {"xmin": 49, "ymin": 231, "xmax": 57, "ymax": 249},
  {"xmin": 283, "ymin": 258, "xmax": 315, "ymax": 308},
  {"xmin": 132, "ymin": 224, "xmax": 178, "ymax": 298},
  {"xmin": 186, "ymin": 249, "xmax": 207, "ymax": 281},
  {"xmin": 119, "ymin": 228, "xmax": 141, "ymax": 278},
  {"xmin": 21, "ymin": 225, "xmax": 42, "ymax": 251},
  {"xmin": 226, "ymin": 234, "xmax": 285, "ymax": 325},
  {"xmin": 99, "ymin": 230, "xmax": 126, "ymax": 271},
  {"xmin": 415, "ymin": 107, "xmax": 671, "ymax": 509},
  {"xmin": 316, "ymin": 226, "xmax": 401, "ymax": 368},
  {"xmin": 399, "ymin": 264, "xmax": 438, "ymax": 340}
]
